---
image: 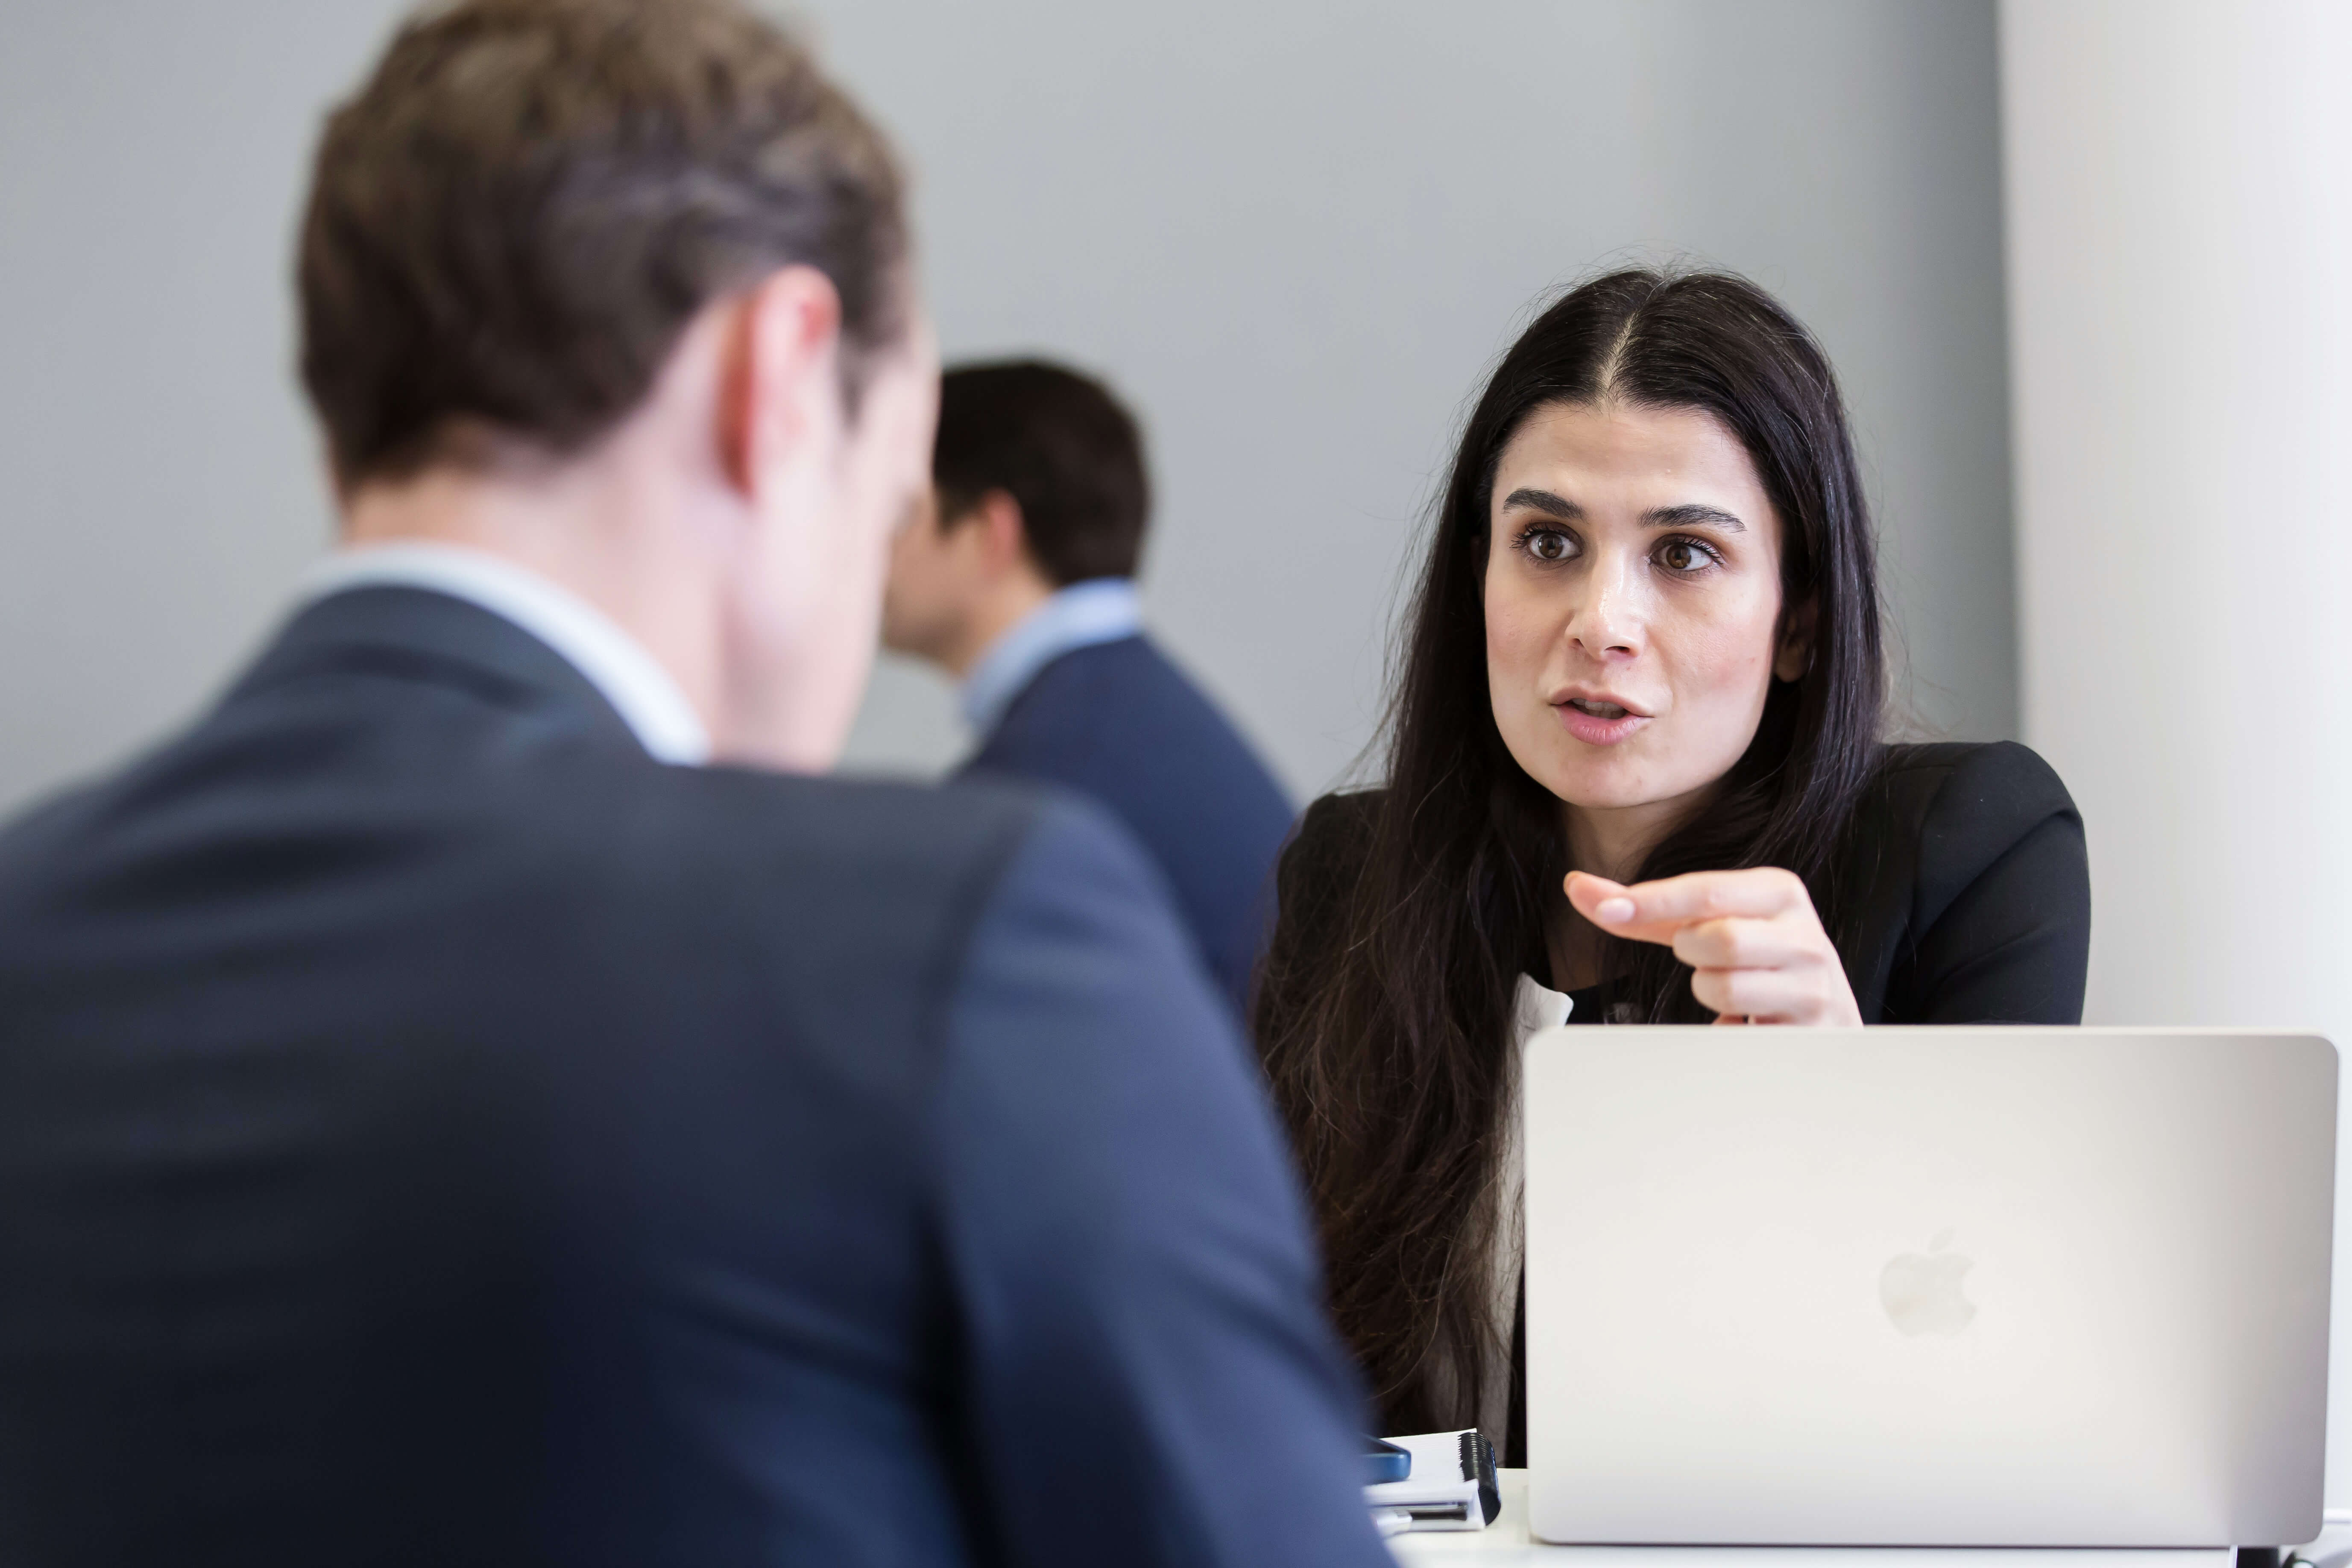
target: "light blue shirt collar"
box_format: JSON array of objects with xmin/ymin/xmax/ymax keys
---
[{"xmin": 959, "ymin": 578, "xmax": 1143, "ymax": 735}]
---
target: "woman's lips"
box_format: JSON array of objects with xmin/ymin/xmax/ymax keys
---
[{"xmin": 1553, "ymin": 698, "xmax": 1650, "ymax": 745}]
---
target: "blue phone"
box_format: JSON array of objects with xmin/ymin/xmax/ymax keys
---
[{"xmin": 1363, "ymin": 1437, "xmax": 1412, "ymax": 1485}]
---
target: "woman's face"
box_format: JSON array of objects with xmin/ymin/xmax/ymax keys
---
[{"xmin": 1483, "ymin": 399, "xmax": 1807, "ymax": 843}]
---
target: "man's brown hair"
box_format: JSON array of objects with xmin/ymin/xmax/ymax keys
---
[{"xmin": 299, "ymin": 0, "xmax": 907, "ymax": 489}]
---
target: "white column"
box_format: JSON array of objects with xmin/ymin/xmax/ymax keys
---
[{"xmin": 2002, "ymin": 0, "xmax": 2352, "ymax": 1503}]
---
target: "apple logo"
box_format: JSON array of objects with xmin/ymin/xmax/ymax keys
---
[{"xmin": 1878, "ymin": 1228, "xmax": 1977, "ymax": 1337}]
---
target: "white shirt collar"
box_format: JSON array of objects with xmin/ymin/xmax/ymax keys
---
[
  {"xmin": 958, "ymin": 577, "xmax": 1144, "ymax": 735},
  {"xmin": 299, "ymin": 542, "xmax": 713, "ymax": 766},
  {"xmin": 1513, "ymin": 972, "xmax": 1574, "ymax": 1043}
]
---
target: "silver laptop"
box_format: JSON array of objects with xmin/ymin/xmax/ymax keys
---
[{"xmin": 1521, "ymin": 1027, "xmax": 2336, "ymax": 1548}]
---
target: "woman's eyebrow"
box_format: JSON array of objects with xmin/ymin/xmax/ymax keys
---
[
  {"xmin": 1500, "ymin": 487, "xmax": 1582, "ymax": 519},
  {"xmin": 1644, "ymin": 502, "xmax": 1746, "ymax": 532}
]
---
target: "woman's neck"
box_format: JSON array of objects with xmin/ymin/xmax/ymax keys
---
[
  {"xmin": 1563, "ymin": 803, "xmax": 1672, "ymax": 885},
  {"xmin": 1545, "ymin": 788, "xmax": 1711, "ymax": 992}
]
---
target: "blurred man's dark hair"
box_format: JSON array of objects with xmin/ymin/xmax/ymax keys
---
[
  {"xmin": 934, "ymin": 360, "xmax": 1150, "ymax": 583},
  {"xmin": 299, "ymin": 0, "xmax": 908, "ymax": 490}
]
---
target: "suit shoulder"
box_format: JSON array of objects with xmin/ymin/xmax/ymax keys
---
[
  {"xmin": 973, "ymin": 636, "xmax": 1292, "ymax": 812},
  {"xmin": 644, "ymin": 765, "xmax": 1051, "ymax": 885},
  {"xmin": 954, "ymin": 784, "xmax": 1191, "ymax": 961},
  {"xmin": 1863, "ymin": 741, "xmax": 2083, "ymax": 927},
  {"xmin": 1268, "ymin": 788, "xmax": 1382, "ymax": 935},
  {"xmin": 1025, "ymin": 633, "xmax": 1179, "ymax": 696},
  {"xmin": 1871, "ymin": 741, "xmax": 2077, "ymax": 835},
  {"xmin": 677, "ymin": 766, "xmax": 1179, "ymax": 927},
  {"xmin": 609, "ymin": 768, "xmax": 1156, "ymax": 1044},
  {"xmin": 0, "ymin": 776, "xmax": 112, "ymax": 909},
  {"xmin": 1291, "ymin": 787, "xmax": 1382, "ymax": 863},
  {"xmin": 1875, "ymin": 738, "xmax": 2065, "ymax": 788},
  {"xmin": 990, "ymin": 637, "xmax": 1251, "ymax": 749},
  {"xmin": 987, "ymin": 636, "xmax": 1163, "ymax": 725},
  {"xmin": 477, "ymin": 762, "xmax": 1054, "ymax": 983}
]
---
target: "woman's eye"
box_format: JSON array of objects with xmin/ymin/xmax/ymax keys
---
[
  {"xmin": 1657, "ymin": 537, "xmax": 1718, "ymax": 574},
  {"xmin": 1523, "ymin": 528, "xmax": 1573, "ymax": 562}
]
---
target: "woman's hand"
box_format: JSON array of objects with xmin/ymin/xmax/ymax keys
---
[{"xmin": 1564, "ymin": 867, "xmax": 1863, "ymax": 1026}]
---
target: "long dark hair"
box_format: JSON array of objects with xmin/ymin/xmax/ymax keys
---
[{"xmin": 1253, "ymin": 268, "xmax": 1886, "ymax": 1434}]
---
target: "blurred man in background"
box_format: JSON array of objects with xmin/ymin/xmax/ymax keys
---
[
  {"xmin": 882, "ymin": 362, "xmax": 1295, "ymax": 1012},
  {"xmin": 0, "ymin": 3, "xmax": 1388, "ymax": 1564}
]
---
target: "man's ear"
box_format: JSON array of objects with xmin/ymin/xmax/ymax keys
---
[
  {"xmin": 971, "ymin": 490, "xmax": 1030, "ymax": 575},
  {"xmin": 1775, "ymin": 596, "xmax": 1819, "ymax": 682},
  {"xmin": 718, "ymin": 264, "xmax": 844, "ymax": 498}
]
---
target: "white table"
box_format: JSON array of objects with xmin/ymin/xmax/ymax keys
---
[{"xmin": 1389, "ymin": 1472, "xmax": 2237, "ymax": 1568}]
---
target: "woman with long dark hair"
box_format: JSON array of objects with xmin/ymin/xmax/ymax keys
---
[{"xmin": 1252, "ymin": 268, "xmax": 2089, "ymax": 1462}]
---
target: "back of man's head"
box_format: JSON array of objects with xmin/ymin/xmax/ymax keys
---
[
  {"xmin": 300, "ymin": 0, "xmax": 906, "ymax": 490},
  {"xmin": 934, "ymin": 360, "xmax": 1150, "ymax": 584}
]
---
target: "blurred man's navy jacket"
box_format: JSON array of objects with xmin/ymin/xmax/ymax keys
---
[
  {"xmin": 0, "ymin": 586, "xmax": 1386, "ymax": 1568},
  {"xmin": 962, "ymin": 633, "xmax": 1294, "ymax": 1013}
]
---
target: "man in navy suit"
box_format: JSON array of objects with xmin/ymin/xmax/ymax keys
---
[
  {"xmin": 0, "ymin": 3, "xmax": 1388, "ymax": 1564},
  {"xmin": 881, "ymin": 363, "xmax": 1297, "ymax": 1011}
]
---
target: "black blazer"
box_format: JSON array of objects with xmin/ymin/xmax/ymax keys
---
[
  {"xmin": 0, "ymin": 587, "xmax": 1390, "ymax": 1568},
  {"xmin": 961, "ymin": 634, "xmax": 1296, "ymax": 1014},
  {"xmin": 1269, "ymin": 741, "xmax": 2091, "ymax": 1026}
]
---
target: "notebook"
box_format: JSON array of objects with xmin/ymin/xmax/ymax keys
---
[{"xmin": 1366, "ymin": 1429, "xmax": 1502, "ymax": 1533}]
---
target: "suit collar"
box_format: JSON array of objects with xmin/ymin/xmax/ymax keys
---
[
  {"xmin": 958, "ymin": 578, "xmax": 1144, "ymax": 736},
  {"xmin": 231, "ymin": 585, "xmax": 653, "ymax": 757},
  {"xmin": 298, "ymin": 545, "xmax": 710, "ymax": 763}
]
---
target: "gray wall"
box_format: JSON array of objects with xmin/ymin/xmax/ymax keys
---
[
  {"xmin": 0, "ymin": 2, "xmax": 403, "ymax": 816},
  {"xmin": 0, "ymin": 0, "xmax": 2014, "ymax": 815}
]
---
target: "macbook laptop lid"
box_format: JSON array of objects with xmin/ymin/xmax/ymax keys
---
[{"xmin": 1521, "ymin": 1027, "xmax": 2335, "ymax": 1548}]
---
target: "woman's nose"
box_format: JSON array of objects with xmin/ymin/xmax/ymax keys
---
[{"xmin": 1567, "ymin": 554, "xmax": 1642, "ymax": 659}]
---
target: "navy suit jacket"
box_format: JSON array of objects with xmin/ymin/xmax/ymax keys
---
[
  {"xmin": 961, "ymin": 635, "xmax": 1294, "ymax": 1012},
  {"xmin": 0, "ymin": 587, "xmax": 1387, "ymax": 1568}
]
